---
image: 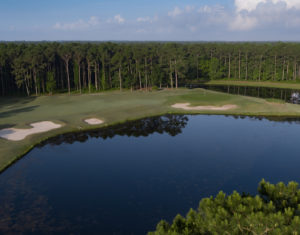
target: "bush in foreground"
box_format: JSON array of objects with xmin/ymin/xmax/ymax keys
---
[{"xmin": 148, "ymin": 180, "xmax": 300, "ymax": 235}]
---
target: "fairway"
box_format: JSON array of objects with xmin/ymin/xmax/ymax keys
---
[{"xmin": 2, "ymin": 88, "xmax": 300, "ymax": 172}]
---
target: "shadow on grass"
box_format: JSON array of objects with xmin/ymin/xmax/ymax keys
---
[
  {"xmin": 0, "ymin": 124, "xmax": 15, "ymax": 129},
  {"xmin": 0, "ymin": 105, "xmax": 39, "ymax": 118},
  {"xmin": 0, "ymin": 96, "xmax": 37, "ymax": 108}
]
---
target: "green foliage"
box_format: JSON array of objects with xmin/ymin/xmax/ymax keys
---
[
  {"xmin": 2, "ymin": 42, "xmax": 300, "ymax": 96},
  {"xmin": 149, "ymin": 180, "xmax": 300, "ymax": 235},
  {"xmin": 46, "ymin": 71, "xmax": 55, "ymax": 94},
  {"xmin": 73, "ymin": 63, "xmax": 79, "ymax": 86}
]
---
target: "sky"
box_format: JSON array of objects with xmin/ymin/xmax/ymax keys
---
[{"xmin": 1, "ymin": 0, "xmax": 300, "ymax": 41}]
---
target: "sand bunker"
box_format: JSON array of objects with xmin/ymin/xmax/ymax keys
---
[
  {"xmin": 172, "ymin": 103, "xmax": 237, "ymax": 111},
  {"xmin": 0, "ymin": 121, "xmax": 62, "ymax": 141},
  {"xmin": 84, "ymin": 118, "xmax": 104, "ymax": 125}
]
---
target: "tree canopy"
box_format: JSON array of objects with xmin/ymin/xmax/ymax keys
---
[
  {"xmin": 149, "ymin": 180, "xmax": 300, "ymax": 235},
  {"xmin": 1, "ymin": 42, "xmax": 300, "ymax": 96}
]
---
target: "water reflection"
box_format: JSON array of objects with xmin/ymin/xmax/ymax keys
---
[
  {"xmin": 38, "ymin": 115, "xmax": 189, "ymax": 147},
  {"xmin": 3, "ymin": 114, "xmax": 300, "ymax": 234},
  {"xmin": 229, "ymin": 115, "xmax": 300, "ymax": 124}
]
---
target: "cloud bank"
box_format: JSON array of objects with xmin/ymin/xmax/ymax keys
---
[{"xmin": 35, "ymin": 0, "xmax": 300, "ymax": 40}]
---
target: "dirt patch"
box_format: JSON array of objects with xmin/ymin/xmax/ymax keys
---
[
  {"xmin": 84, "ymin": 118, "xmax": 104, "ymax": 125},
  {"xmin": 172, "ymin": 103, "xmax": 238, "ymax": 111}
]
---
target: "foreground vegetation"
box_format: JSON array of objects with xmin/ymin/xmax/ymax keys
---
[
  {"xmin": 149, "ymin": 180, "xmax": 300, "ymax": 235},
  {"xmin": 2, "ymin": 88, "xmax": 300, "ymax": 172},
  {"xmin": 1, "ymin": 42, "xmax": 300, "ymax": 96}
]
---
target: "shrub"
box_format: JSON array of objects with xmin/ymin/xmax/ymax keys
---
[{"xmin": 148, "ymin": 180, "xmax": 300, "ymax": 235}]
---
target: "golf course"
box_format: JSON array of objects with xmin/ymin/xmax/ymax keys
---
[{"xmin": 2, "ymin": 85, "xmax": 300, "ymax": 173}]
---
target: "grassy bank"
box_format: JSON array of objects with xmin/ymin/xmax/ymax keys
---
[
  {"xmin": 2, "ymin": 88, "xmax": 300, "ymax": 172},
  {"xmin": 206, "ymin": 80, "xmax": 300, "ymax": 90}
]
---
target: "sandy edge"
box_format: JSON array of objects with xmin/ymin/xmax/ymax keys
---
[
  {"xmin": 84, "ymin": 118, "xmax": 104, "ymax": 125},
  {"xmin": 0, "ymin": 121, "xmax": 62, "ymax": 141},
  {"xmin": 172, "ymin": 103, "xmax": 238, "ymax": 111}
]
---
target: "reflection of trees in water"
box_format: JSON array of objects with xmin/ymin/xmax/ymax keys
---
[
  {"xmin": 39, "ymin": 115, "xmax": 189, "ymax": 147},
  {"xmin": 230, "ymin": 115, "xmax": 300, "ymax": 124}
]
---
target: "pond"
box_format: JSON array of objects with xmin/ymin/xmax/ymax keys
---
[
  {"xmin": 196, "ymin": 84, "xmax": 300, "ymax": 103},
  {"xmin": 1, "ymin": 115, "xmax": 300, "ymax": 234}
]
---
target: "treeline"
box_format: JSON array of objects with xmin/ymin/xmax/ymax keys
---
[
  {"xmin": 149, "ymin": 180, "xmax": 300, "ymax": 234},
  {"xmin": 1, "ymin": 42, "xmax": 300, "ymax": 96}
]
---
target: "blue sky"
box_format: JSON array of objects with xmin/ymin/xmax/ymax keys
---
[{"xmin": 1, "ymin": 0, "xmax": 300, "ymax": 41}]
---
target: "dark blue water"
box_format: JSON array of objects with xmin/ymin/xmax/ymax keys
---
[{"xmin": 1, "ymin": 115, "xmax": 300, "ymax": 234}]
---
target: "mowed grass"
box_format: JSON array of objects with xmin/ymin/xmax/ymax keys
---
[
  {"xmin": 2, "ymin": 88, "xmax": 300, "ymax": 172},
  {"xmin": 206, "ymin": 80, "xmax": 300, "ymax": 90}
]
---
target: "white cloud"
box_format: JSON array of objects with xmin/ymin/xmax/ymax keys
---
[
  {"xmin": 168, "ymin": 7, "xmax": 182, "ymax": 17},
  {"xmin": 137, "ymin": 17, "xmax": 151, "ymax": 22},
  {"xmin": 49, "ymin": 2, "xmax": 300, "ymax": 41},
  {"xmin": 88, "ymin": 16, "xmax": 99, "ymax": 26},
  {"xmin": 231, "ymin": 0, "xmax": 300, "ymax": 31},
  {"xmin": 114, "ymin": 14, "xmax": 125, "ymax": 24},
  {"xmin": 230, "ymin": 14, "xmax": 258, "ymax": 31},
  {"xmin": 235, "ymin": 0, "xmax": 300, "ymax": 12},
  {"xmin": 53, "ymin": 16, "xmax": 99, "ymax": 30}
]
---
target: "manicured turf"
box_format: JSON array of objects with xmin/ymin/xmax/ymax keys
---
[
  {"xmin": 2, "ymin": 88, "xmax": 300, "ymax": 172},
  {"xmin": 206, "ymin": 80, "xmax": 300, "ymax": 90}
]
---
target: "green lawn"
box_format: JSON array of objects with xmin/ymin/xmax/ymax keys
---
[
  {"xmin": 2, "ymin": 88, "xmax": 300, "ymax": 172},
  {"xmin": 206, "ymin": 80, "xmax": 300, "ymax": 90}
]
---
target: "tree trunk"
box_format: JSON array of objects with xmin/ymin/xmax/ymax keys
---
[
  {"xmin": 282, "ymin": 59, "xmax": 285, "ymax": 80},
  {"xmin": 150, "ymin": 57, "xmax": 153, "ymax": 89},
  {"xmin": 274, "ymin": 55, "xmax": 277, "ymax": 81},
  {"xmin": 144, "ymin": 57, "xmax": 148, "ymax": 91},
  {"xmin": 102, "ymin": 58, "xmax": 106, "ymax": 90},
  {"xmin": 293, "ymin": 61, "xmax": 296, "ymax": 80},
  {"xmin": 174, "ymin": 59, "xmax": 178, "ymax": 89},
  {"xmin": 88, "ymin": 61, "xmax": 91, "ymax": 93},
  {"xmin": 33, "ymin": 69, "xmax": 38, "ymax": 96},
  {"xmin": 65, "ymin": 60, "xmax": 70, "ymax": 94},
  {"xmin": 239, "ymin": 51, "xmax": 241, "ymax": 80},
  {"xmin": 25, "ymin": 72, "xmax": 30, "ymax": 96},
  {"xmin": 78, "ymin": 62, "xmax": 82, "ymax": 94},
  {"xmin": 60, "ymin": 61, "xmax": 64, "ymax": 90},
  {"xmin": 82, "ymin": 63, "xmax": 86, "ymax": 88},
  {"xmin": 95, "ymin": 61, "xmax": 98, "ymax": 91},
  {"xmin": 109, "ymin": 64, "xmax": 112, "ymax": 88},
  {"xmin": 0, "ymin": 67, "xmax": 4, "ymax": 96},
  {"xmin": 139, "ymin": 71, "xmax": 142, "ymax": 90},
  {"xmin": 287, "ymin": 62, "xmax": 289, "ymax": 80},
  {"xmin": 228, "ymin": 54, "xmax": 231, "ymax": 79},
  {"xmin": 196, "ymin": 55, "xmax": 199, "ymax": 80},
  {"xmin": 259, "ymin": 55, "xmax": 262, "ymax": 81},
  {"xmin": 169, "ymin": 59, "xmax": 173, "ymax": 89},
  {"xmin": 245, "ymin": 53, "xmax": 248, "ymax": 80},
  {"xmin": 119, "ymin": 65, "xmax": 122, "ymax": 91}
]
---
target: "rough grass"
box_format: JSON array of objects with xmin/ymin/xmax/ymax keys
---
[
  {"xmin": 206, "ymin": 80, "xmax": 300, "ymax": 90},
  {"xmin": 2, "ymin": 88, "xmax": 300, "ymax": 172}
]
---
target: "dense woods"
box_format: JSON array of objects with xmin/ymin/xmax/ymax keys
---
[
  {"xmin": 149, "ymin": 180, "xmax": 300, "ymax": 234},
  {"xmin": 1, "ymin": 42, "xmax": 300, "ymax": 96}
]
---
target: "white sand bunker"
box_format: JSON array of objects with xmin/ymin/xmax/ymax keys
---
[
  {"xmin": 84, "ymin": 118, "xmax": 104, "ymax": 125},
  {"xmin": 172, "ymin": 103, "xmax": 237, "ymax": 111},
  {"xmin": 0, "ymin": 121, "xmax": 62, "ymax": 141}
]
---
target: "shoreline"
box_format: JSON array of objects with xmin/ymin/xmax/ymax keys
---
[
  {"xmin": 2, "ymin": 88, "xmax": 300, "ymax": 173},
  {"xmin": 2, "ymin": 111, "xmax": 300, "ymax": 174}
]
